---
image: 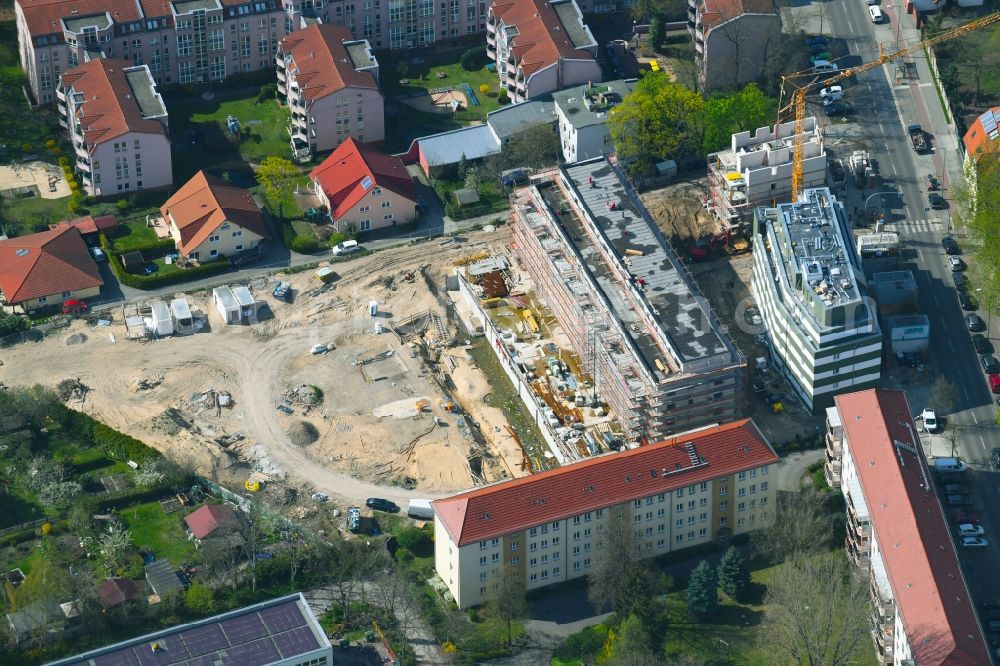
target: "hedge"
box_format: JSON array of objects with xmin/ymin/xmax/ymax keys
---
[
  {"xmin": 92, "ymin": 422, "xmax": 160, "ymax": 464},
  {"xmin": 105, "ymin": 235, "xmax": 177, "ymax": 259},
  {"xmin": 104, "ymin": 244, "xmax": 230, "ymax": 290}
]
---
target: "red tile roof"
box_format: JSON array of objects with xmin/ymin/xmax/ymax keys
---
[
  {"xmin": 51, "ymin": 214, "xmax": 117, "ymax": 236},
  {"xmin": 16, "ymin": 0, "xmax": 142, "ymax": 38},
  {"xmin": 280, "ymin": 24, "xmax": 378, "ymax": 103},
  {"xmin": 835, "ymin": 389, "xmax": 989, "ymax": 666},
  {"xmin": 0, "ymin": 226, "xmax": 102, "ymax": 305},
  {"xmin": 184, "ymin": 504, "xmax": 240, "ymax": 540},
  {"xmin": 696, "ymin": 0, "xmax": 777, "ymax": 29},
  {"xmin": 310, "ymin": 137, "xmax": 416, "ymax": 219},
  {"xmin": 434, "ymin": 419, "xmax": 778, "ymax": 546},
  {"xmin": 97, "ymin": 578, "xmax": 143, "ymax": 609},
  {"xmin": 491, "ymin": 0, "xmax": 596, "ymax": 80},
  {"xmin": 963, "ymin": 106, "xmax": 1000, "ymax": 158},
  {"xmin": 60, "ymin": 59, "xmax": 165, "ymax": 148},
  {"xmin": 160, "ymin": 171, "xmax": 268, "ymax": 256}
]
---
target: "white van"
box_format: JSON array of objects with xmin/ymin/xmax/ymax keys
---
[
  {"xmin": 407, "ymin": 499, "xmax": 435, "ymax": 520},
  {"xmin": 331, "ymin": 239, "xmax": 361, "ymax": 256},
  {"xmin": 869, "ymin": 6, "xmax": 884, "ymax": 22},
  {"xmin": 811, "ymin": 60, "xmax": 839, "ymax": 74},
  {"xmin": 933, "ymin": 457, "xmax": 967, "ymax": 474}
]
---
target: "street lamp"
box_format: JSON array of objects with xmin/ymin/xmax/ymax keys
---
[{"xmin": 863, "ymin": 191, "xmax": 900, "ymax": 229}]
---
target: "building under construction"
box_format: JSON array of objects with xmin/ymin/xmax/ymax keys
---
[
  {"xmin": 706, "ymin": 117, "xmax": 827, "ymax": 228},
  {"xmin": 510, "ymin": 157, "xmax": 745, "ymax": 445}
]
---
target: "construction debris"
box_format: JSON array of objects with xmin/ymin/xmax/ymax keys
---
[
  {"xmin": 131, "ymin": 373, "xmax": 165, "ymax": 392},
  {"xmin": 282, "ymin": 384, "xmax": 324, "ymax": 407},
  {"xmin": 56, "ymin": 378, "xmax": 91, "ymax": 402}
]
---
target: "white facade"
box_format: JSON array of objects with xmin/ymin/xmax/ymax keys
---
[
  {"xmin": 552, "ymin": 80, "xmax": 635, "ymax": 163},
  {"xmin": 213, "ymin": 286, "xmax": 240, "ymax": 324}
]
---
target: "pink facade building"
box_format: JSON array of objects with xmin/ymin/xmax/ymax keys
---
[
  {"xmin": 277, "ymin": 23, "xmax": 383, "ymax": 160},
  {"xmin": 486, "ymin": 0, "xmax": 601, "ymax": 103},
  {"xmin": 58, "ymin": 58, "xmax": 172, "ymax": 197}
]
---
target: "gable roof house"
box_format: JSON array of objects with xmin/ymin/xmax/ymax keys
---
[
  {"xmin": 50, "ymin": 214, "xmax": 118, "ymax": 240},
  {"xmin": 160, "ymin": 171, "xmax": 268, "ymax": 262},
  {"xmin": 96, "ymin": 578, "xmax": 144, "ymax": 609},
  {"xmin": 687, "ymin": 0, "xmax": 781, "ymax": 91},
  {"xmin": 311, "ymin": 137, "xmax": 417, "ymax": 233},
  {"xmin": 58, "ymin": 58, "xmax": 171, "ymax": 197},
  {"xmin": 0, "ymin": 226, "xmax": 103, "ymax": 313},
  {"xmin": 486, "ymin": 0, "xmax": 602, "ymax": 103},
  {"xmin": 184, "ymin": 503, "xmax": 241, "ymax": 540},
  {"xmin": 963, "ymin": 106, "xmax": 1000, "ymax": 161},
  {"xmin": 277, "ymin": 24, "xmax": 383, "ymax": 161}
]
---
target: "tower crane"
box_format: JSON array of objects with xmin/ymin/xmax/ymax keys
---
[{"xmin": 780, "ymin": 10, "xmax": 1000, "ymax": 198}]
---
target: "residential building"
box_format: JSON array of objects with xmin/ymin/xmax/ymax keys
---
[
  {"xmin": 96, "ymin": 578, "xmax": 143, "ymax": 609},
  {"xmin": 687, "ymin": 0, "xmax": 781, "ymax": 92},
  {"xmin": 511, "ymin": 158, "xmax": 745, "ymax": 444},
  {"xmin": 15, "ymin": 0, "xmax": 286, "ymax": 105},
  {"xmin": 706, "ymin": 117, "xmax": 826, "ymax": 228},
  {"xmin": 50, "ymin": 214, "xmax": 118, "ymax": 243},
  {"xmin": 310, "ymin": 137, "xmax": 416, "ymax": 233},
  {"xmin": 750, "ymin": 187, "xmax": 881, "ymax": 412},
  {"xmin": 552, "ymin": 79, "xmax": 635, "ymax": 163},
  {"xmin": 962, "ymin": 106, "xmax": 999, "ymax": 160},
  {"xmin": 160, "ymin": 170, "xmax": 269, "ymax": 261},
  {"xmin": 58, "ymin": 59, "xmax": 171, "ymax": 197},
  {"xmin": 825, "ymin": 389, "xmax": 990, "ymax": 665},
  {"xmin": 401, "ymin": 98, "xmax": 555, "ymax": 177},
  {"xmin": 276, "ymin": 23, "xmax": 382, "ymax": 160},
  {"xmin": 434, "ymin": 419, "xmax": 778, "ymax": 608},
  {"xmin": 48, "ymin": 592, "xmax": 333, "ymax": 666},
  {"xmin": 184, "ymin": 503, "xmax": 241, "ymax": 539},
  {"xmin": 486, "ymin": 0, "xmax": 601, "ymax": 103},
  {"xmin": 0, "ymin": 226, "xmax": 103, "ymax": 313}
]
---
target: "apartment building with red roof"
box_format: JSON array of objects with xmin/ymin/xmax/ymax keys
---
[
  {"xmin": 827, "ymin": 389, "xmax": 989, "ymax": 665},
  {"xmin": 310, "ymin": 137, "xmax": 417, "ymax": 234},
  {"xmin": 276, "ymin": 24, "xmax": 383, "ymax": 161},
  {"xmin": 0, "ymin": 226, "xmax": 103, "ymax": 313},
  {"xmin": 58, "ymin": 59, "xmax": 171, "ymax": 197},
  {"xmin": 687, "ymin": 0, "xmax": 781, "ymax": 91},
  {"xmin": 486, "ymin": 0, "xmax": 602, "ymax": 103},
  {"xmin": 433, "ymin": 419, "xmax": 779, "ymax": 608},
  {"xmin": 160, "ymin": 170, "xmax": 268, "ymax": 261},
  {"xmin": 15, "ymin": 0, "xmax": 286, "ymax": 106}
]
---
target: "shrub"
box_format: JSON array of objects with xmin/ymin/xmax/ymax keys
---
[
  {"xmin": 58, "ymin": 156, "xmax": 69, "ymax": 167},
  {"xmin": 497, "ymin": 90, "xmax": 509, "ymax": 105},
  {"xmin": 460, "ymin": 46, "xmax": 487, "ymax": 71},
  {"xmin": 553, "ymin": 624, "xmax": 610, "ymax": 662},
  {"xmin": 116, "ymin": 198, "xmax": 129, "ymax": 211},
  {"xmin": 479, "ymin": 83, "xmax": 490, "ymax": 94},
  {"xmin": 106, "ymin": 253, "xmax": 230, "ymax": 289},
  {"xmin": 290, "ymin": 235, "xmax": 320, "ymax": 253},
  {"xmin": 257, "ymin": 82, "xmax": 277, "ymax": 103},
  {"xmin": 396, "ymin": 526, "xmax": 431, "ymax": 551},
  {"xmin": 93, "ymin": 422, "xmax": 160, "ymax": 463}
]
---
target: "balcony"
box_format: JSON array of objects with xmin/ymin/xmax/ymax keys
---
[
  {"xmin": 59, "ymin": 117, "xmax": 69, "ymax": 129},
  {"xmin": 56, "ymin": 87, "xmax": 67, "ymax": 102},
  {"xmin": 74, "ymin": 142, "xmax": 89, "ymax": 160},
  {"xmin": 826, "ymin": 431, "xmax": 842, "ymax": 457},
  {"xmin": 824, "ymin": 462, "xmax": 841, "ymax": 488},
  {"xmin": 276, "ymin": 67, "xmax": 286, "ymax": 82},
  {"xmin": 76, "ymin": 156, "xmax": 91, "ymax": 171},
  {"xmin": 290, "ymin": 135, "xmax": 311, "ymax": 162}
]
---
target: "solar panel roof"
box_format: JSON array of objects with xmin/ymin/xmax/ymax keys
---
[{"xmin": 46, "ymin": 593, "xmax": 329, "ymax": 666}]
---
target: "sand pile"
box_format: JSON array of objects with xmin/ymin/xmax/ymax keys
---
[{"xmin": 287, "ymin": 421, "xmax": 320, "ymax": 446}]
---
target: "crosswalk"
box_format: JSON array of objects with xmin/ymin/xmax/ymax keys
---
[{"xmin": 882, "ymin": 218, "xmax": 945, "ymax": 235}]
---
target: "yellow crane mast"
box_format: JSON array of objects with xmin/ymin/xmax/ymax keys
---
[{"xmin": 781, "ymin": 10, "xmax": 1000, "ymax": 198}]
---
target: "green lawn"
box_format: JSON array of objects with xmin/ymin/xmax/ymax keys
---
[
  {"xmin": 384, "ymin": 57, "xmax": 504, "ymax": 122},
  {"xmin": 166, "ymin": 86, "xmax": 292, "ymax": 183},
  {"xmin": 106, "ymin": 221, "xmax": 160, "ymax": 252},
  {"xmin": 119, "ymin": 500, "xmax": 196, "ymax": 565}
]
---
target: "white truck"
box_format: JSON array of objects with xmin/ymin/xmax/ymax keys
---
[{"xmin": 407, "ymin": 499, "xmax": 434, "ymax": 520}]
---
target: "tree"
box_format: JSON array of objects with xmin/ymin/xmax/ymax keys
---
[
  {"xmin": 484, "ymin": 123, "xmax": 561, "ymax": 179},
  {"xmin": 759, "ymin": 553, "xmax": 869, "ymax": 666},
  {"xmin": 685, "ymin": 560, "xmax": 718, "ymax": 622},
  {"xmin": 395, "ymin": 526, "xmax": 430, "ymax": 552},
  {"xmin": 134, "ymin": 460, "xmax": 165, "ymax": 487},
  {"xmin": 608, "ymin": 74, "xmax": 705, "ymax": 165},
  {"xmin": 609, "ymin": 613, "xmax": 655, "ymax": 664},
  {"xmin": 587, "ymin": 508, "xmax": 639, "ymax": 614},
  {"xmin": 702, "ymin": 84, "xmax": 774, "ymax": 153},
  {"xmin": 457, "ymin": 153, "xmax": 468, "ymax": 179},
  {"xmin": 929, "ymin": 375, "xmax": 958, "ymax": 415},
  {"xmin": 464, "ymin": 166, "xmax": 480, "ymax": 192},
  {"xmin": 751, "ymin": 489, "xmax": 839, "ymax": 564},
  {"xmin": 484, "ymin": 561, "xmax": 527, "ymax": 646},
  {"xmin": 396, "ymin": 59, "xmax": 409, "ymax": 79},
  {"xmin": 717, "ymin": 546, "xmax": 751, "ymax": 602},
  {"xmin": 629, "ymin": 0, "xmax": 687, "ymax": 21},
  {"xmin": 648, "ymin": 16, "xmax": 665, "ymax": 50},
  {"xmin": 185, "ymin": 583, "xmax": 216, "ymax": 615},
  {"xmin": 38, "ymin": 481, "xmax": 81, "ymax": 509},
  {"xmin": 256, "ymin": 156, "xmax": 299, "ymax": 220}
]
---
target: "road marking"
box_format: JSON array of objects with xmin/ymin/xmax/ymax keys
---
[
  {"xmin": 884, "ymin": 142, "xmax": 891, "ymax": 153},
  {"xmin": 890, "ymin": 162, "xmax": 897, "ymax": 174},
  {"xmin": 847, "ymin": 17, "xmax": 854, "ymax": 32},
  {"xmin": 933, "ymin": 293, "xmax": 940, "ymax": 307},
  {"xmin": 905, "ymin": 206, "xmax": 912, "ymax": 217},
  {"xmin": 973, "ymin": 413, "xmax": 979, "ymax": 425},
  {"xmin": 981, "ymin": 435, "xmax": 988, "ymax": 454},
  {"xmin": 880, "ymin": 124, "xmax": 887, "ymax": 136},
  {"xmin": 949, "ymin": 339, "xmax": 956, "ymax": 352}
]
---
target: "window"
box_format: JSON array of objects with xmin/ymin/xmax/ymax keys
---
[
  {"xmin": 381, "ymin": 200, "xmax": 392, "ymax": 208},
  {"xmin": 210, "ymin": 249, "xmax": 218, "ymax": 257},
  {"xmin": 479, "ymin": 540, "xmax": 486, "ymax": 550},
  {"xmin": 596, "ymin": 509, "xmax": 604, "ymax": 518},
  {"xmin": 657, "ymin": 508, "xmax": 665, "ymax": 518},
  {"xmin": 210, "ymin": 235, "xmax": 220, "ymax": 243},
  {"xmin": 700, "ymin": 512, "xmax": 707, "ymax": 523},
  {"xmin": 720, "ymin": 517, "xmax": 728, "ymax": 526},
  {"xmin": 738, "ymin": 502, "xmax": 745, "ymax": 512},
  {"xmin": 738, "ymin": 488, "xmax": 745, "ymax": 497},
  {"xmin": 582, "ymin": 543, "xmax": 590, "ymax": 553},
  {"xmin": 491, "ymin": 552, "xmax": 499, "ymax": 562},
  {"xmin": 687, "ymin": 515, "xmax": 695, "ymax": 525},
  {"xmin": 383, "ymin": 214, "xmax": 393, "ymax": 221},
  {"xmin": 572, "ymin": 546, "xmax": 580, "ymax": 555},
  {"xmin": 573, "ymin": 516, "xmax": 581, "ymax": 525},
  {"xmin": 359, "ymin": 204, "xmax": 370, "ymax": 212},
  {"xmin": 700, "ymin": 498, "xmax": 708, "ymax": 507},
  {"xmin": 529, "ymin": 542, "xmax": 537, "ymax": 552},
  {"xmin": 584, "ymin": 558, "xmax": 591, "ymax": 568},
  {"xmin": 529, "ymin": 527, "xmax": 537, "ymax": 537},
  {"xmin": 540, "ymin": 554, "xmax": 548, "ymax": 564},
  {"xmin": 584, "ymin": 512, "xmax": 592, "ymax": 522},
  {"xmin": 583, "ymin": 528, "xmax": 591, "ymax": 538},
  {"xmin": 541, "ymin": 570, "xmax": 549, "ymax": 579},
  {"xmin": 480, "ymin": 571, "xmax": 487, "ymax": 581},
  {"xmin": 700, "ymin": 482, "xmax": 708, "ymax": 491},
  {"xmin": 511, "ymin": 557, "xmax": 518, "ymax": 566},
  {"xmin": 209, "ymin": 29, "xmax": 224, "ymax": 51},
  {"xmin": 540, "ymin": 540, "xmax": 548, "ymax": 549},
  {"xmin": 510, "ymin": 541, "xmax": 519, "ymax": 552},
  {"xmin": 552, "ymin": 536, "xmax": 560, "ymax": 546},
  {"xmin": 719, "ymin": 485, "xmax": 727, "ymax": 496},
  {"xmin": 491, "ymin": 538, "xmax": 499, "ymax": 546},
  {"xmin": 573, "ymin": 561, "xmax": 580, "ymax": 571},
  {"xmin": 210, "ymin": 56, "xmax": 226, "ymax": 79},
  {"xmin": 553, "ymin": 566, "xmax": 560, "ymax": 576},
  {"xmin": 719, "ymin": 501, "xmax": 727, "ymax": 511},
  {"xmin": 750, "ymin": 484, "xmax": 757, "ymax": 495},
  {"xmin": 761, "ymin": 465, "xmax": 769, "ymax": 475},
  {"xmin": 675, "ymin": 503, "xmax": 683, "ymax": 513},
  {"xmin": 178, "ymin": 34, "xmax": 193, "ymax": 56},
  {"xmin": 633, "ymin": 515, "xmax": 640, "ymax": 524},
  {"xmin": 530, "ymin": 572, "xmax": 538, "ymax": 581}
]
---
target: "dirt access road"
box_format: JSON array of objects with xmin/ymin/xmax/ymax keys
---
[{"xmin": 0, "ymin": 229, "xmax": 514, "ymax": 507}]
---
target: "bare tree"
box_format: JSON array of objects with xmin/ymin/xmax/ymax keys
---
[
  {"xmin": 929, "ymin": 375, "xmax": 958, "ymax": 416},
  {"xmin": 759, "ymin": 553, "xmax": 870, "ymax": 666},
  {"xmin": 370, "ymin": 558, "xmax": 417, "ymax": 637},
  {"xmin": 323, "ymin": 539, "xmax": 386, "ymax": 623},
  {"xmin": 751, "ymin": 489, "xmax": 837, "ymax": 564},
  {"xmin": 587, "ymin": 507, "xmax": 641, "ymax": 614},
  {"xmin": 484, "ymin": 561, "xmax": 527, "ymax": 647}
]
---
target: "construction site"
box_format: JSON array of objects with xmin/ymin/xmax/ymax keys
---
[{"xmin": 0, "ymin": 230, "xmax": 543, "ymax": 505}]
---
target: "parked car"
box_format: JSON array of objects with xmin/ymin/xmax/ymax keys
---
[
  {"xmin": 953, "ymin": 510, "xmax": 981, "ymax": 524},
  {"xmin": 961, "ymin": 536, "xmax": 989, "ymax": 548},
  {"xmin": 953, "ymin": 272, "xmax": 968, "ymax": 290},
  {"xmin": 823, "ymin": 101, "xmax": 853, "ymax": 116},
  {"xmin": 310, "ymin": 344, "xmax": 329, "ymax": 355},
  {"xmin": 810, "ymin": 52, "xmax": 832, "ymax": 64},
  {"xmin": 950, "ymin": 256, "xmax": 964, "ymax": 272},
  {"xmin": 930, "ymin": 193, "xmax": 947, "ymax": 210},
  {"xmin": 366, "ymin": 497, "xmax": 399, "ymax": 513},
  {"xmin": 819, "ymin": 85, "xmax": 843, "ymax": 99},
  {"xmin": 921, "ymin": 409, "xmax": 938, "ymax": 432},
  {"xmin": 89, "ymin": 246, "xmax": 107, "ymax": 262},
  {"xmin": 973, "ymin": 335, "xmax": 992, "ymax": 354},
  {"xmin": 990, "ymin": 373, "xmax": 1000, "ymax": 394},
  {"xmin": 992, "ymin": 448, "xmax": 1000, "ymax": 468},
  {"xmin": 982, "ymin": 355, "xmax": 1000, "ymax": 374},
  {"xmin": 805, "ymin": 36, "xmax": 829, "ymax": 47},
  {"xmin": 869, "ymin": 5, "xmax": 884, "ymax": 22},
  {"xmin": 948, "ymin": 495, "xmax": 971, "ymax": 506},
  {"xmin": 967, "ymin": 314, "xmax": 986, "ymax": 332},
  {"xmin": 811, "ymin": 60, "xmax": 839, "ymax": 74},
  {"xmin": 944, "ymin": 484, "xmax": 964, "ymax": 495},
  {"xmin": 958, "ymin": 524, "xmax": 985, "ymax": 536},
  {"xmin": 959, "ymin": 291, "xmax": 977, "ymax": 311},
  {"xmin": 332, "ymin": 240, "xmax": 362, "ymax": 256},
  {"xmin": 981, "ymin": 597, "xmax": 1000, "ymax": 609},
  {"xmin": 942, "ymin": 236, "xmax": 960, "ymax": 254}
]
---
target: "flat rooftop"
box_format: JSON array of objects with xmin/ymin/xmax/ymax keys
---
[
  {"xmin": 552, "ymin": 0, "xmax": 595, "ymax": 49},
  {"xmin": 172, "ymin": 0, "xmax": 222, "ymax": 14},
  {"xmin": 553, "ymin": 79, "xmax": 636, "ymax": 130},
  {"xmin": 538, "ymin": 158, "xmax": 735, "ymax": 378},
  {"xmin": 125, "ymin": 67, "xmax": 167, "ymax": 119},
  {"xmin": 770, "ymin": 188, "xmax": 863, "ymax": 312},
  {"xmin": 345, "ymin": 41, "xmax": 376, "ymax": 71},
  {"xmin": 63, "ymin": 14, "xmax": 112, "ymax": 33},
  {"xmin": 49, "ymin": 593, "xmax": 329, "ymax": 666}
]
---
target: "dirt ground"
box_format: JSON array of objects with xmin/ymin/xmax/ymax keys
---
[
  {"xmin": 0, "ymin": 161, "xmax": 70, "ymax": 199},
  {"xmin": 641, "ymin": 179, "xmax": 717, "ymax": 242},
  {"xmin": 401, "ymin": 89, "xmax": 469, "ymax": 115},
  {"xmin": 0, "ymin": 229, "xmax": 523, "ymax": 505}
]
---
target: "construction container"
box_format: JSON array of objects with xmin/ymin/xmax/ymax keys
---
[
  {"xmin": 148, "ymin": 301, "xmax": 173, "ymax": 336},
  {"xmin": 213, "ymin": 287, "xmax": 240, "ymax": 325}
]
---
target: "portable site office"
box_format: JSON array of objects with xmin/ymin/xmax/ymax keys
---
[
  {"xmin": 230, "ymin": 286, "xmax": 256, "ymax": 321},
  {"xmin": 170, "ymin": 298, "xmax": 194, "ymax": 333},
  {"xmin": 148, "ymin": 301, "xmax": 173, "ymax": 337},
  {"xmin": 213, "ymin": 287, "xmax": 240, "ymax": 325}
]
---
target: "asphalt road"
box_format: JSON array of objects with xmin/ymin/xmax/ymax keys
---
[{"xmin": 812, "ymin": 0, "xmax": 1000, "ymax": 634}]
